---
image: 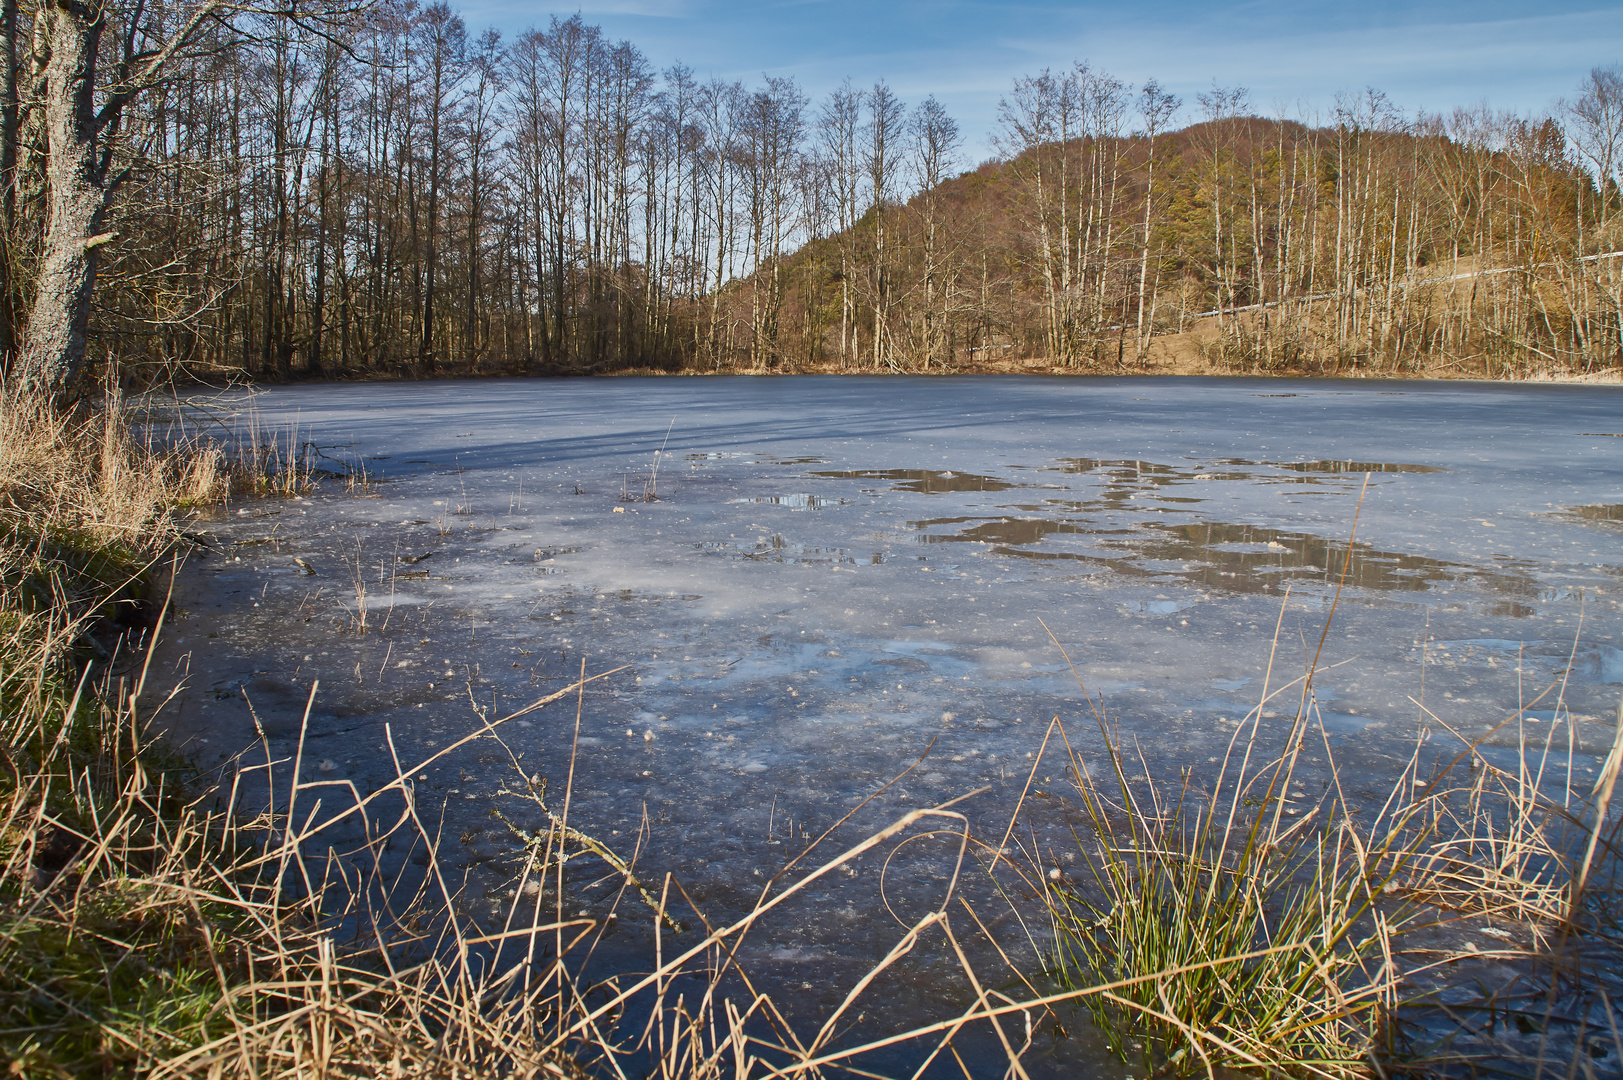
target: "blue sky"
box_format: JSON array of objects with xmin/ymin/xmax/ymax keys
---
[{"xmin": 461, "ymin": 0, "xmax": 1623, "ymax": 158}]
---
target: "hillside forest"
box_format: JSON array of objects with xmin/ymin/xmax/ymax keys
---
[{"xmin": 5, "ymin": 0, "xmax": 1623, "ymax": 390}]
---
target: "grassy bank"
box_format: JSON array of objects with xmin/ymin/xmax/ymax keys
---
[
  {"xmin": 0, "ymin": 393, "xmax": 618, "ymax": 1076},
  {"xmin": 1, "ymin": 391, "xmax": 222, "ymax": 1073}
]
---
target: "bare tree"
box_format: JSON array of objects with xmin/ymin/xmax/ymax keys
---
[
  {"xmin": 695, "ymin": 76, "xmax": 742, "ymax": 366},
  {"xmin": 1134, "ymin": 78, "xmax": 1179, "ymax": 359},
  {"xmin": 10, "ymin": 0, "xmax": 360, "ymax": 401},
  {"xmin": 1079, "ymin": 66, "xmax": 1129, "ymax": 365},
  {"xmin": 910, "ymin": 94, "xmax": 959, "ymax": 367},
  {"xmin": 1567, "ymin": 67, "xmax": 1623, "ymax": 197},
  {"xmin": 410, "ymin": 3, "xmax": 466, "ymax": 370},
  {"xmin": 996, "ymin": 69, "xmax": 1068, "ymax": 362},
  {"xmin": 738, "ymin": 75, "xmax": 805, "ymax": 368},
  {"xmin": 1191, "ymin": 83, "xmax": 1250, "ymax": 335},
  {"xmin": 863, "ymin": 80, "xmax": 904, "ymax": 368},
  {"xmin": 463, "ymin": 27, "xmax": 503, "ymax": 370},
  {"xmin": 818, "ymin": 79, "xmax": 862, "ymax": 365},
  {"xmin": 1565, "ymin": 66, "xmax": 1623, "ymax": 369}
]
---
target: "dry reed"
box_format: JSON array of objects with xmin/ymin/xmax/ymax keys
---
[{"xmin": 1033, "ymin": 597, "xmax": 1623, "ymax": 1077}]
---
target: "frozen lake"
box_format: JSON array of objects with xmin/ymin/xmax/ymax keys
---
[{"xmin": 150, "ymin": 375, "xmax": 1623, "ymax": 1073}]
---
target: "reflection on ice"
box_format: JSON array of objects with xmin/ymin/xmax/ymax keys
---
[
  {"xmin": 729, "ymin": 494, "xmax": 841, "ymax": 510},
  {"xmin": 1121, "ymin": 599, "xmax": 1192, "ymax": 616},
  {"xmin": 1270, "ymin": 459, "xmax": 1447, "ymax": 474},
  {"xmin": 686, "ymin": 452, "xmax": 828, "ymax": 465},
  {"xmin": 702, "ymin": 535, "xmax": 887, "ymax": 564},
  {"xmin": 1565, "ymin": 503, "xmax": 1623, "ymax": 529},
  {"xmin": 810, "ymin": 468, "xmax": 1021, "ymax": 492}
]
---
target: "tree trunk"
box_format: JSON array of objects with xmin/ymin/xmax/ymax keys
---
[
  {"xmin": 0, "ymin": 0, "xmax": 20, "ymax": 370},
  {"xmin": 16, "ymin": 0, "xmax": 109, "ymax": 401}
]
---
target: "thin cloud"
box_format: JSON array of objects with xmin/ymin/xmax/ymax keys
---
[{"xmin": 461, "ymin": 0, "xmax": 1623, "ymax": 157}]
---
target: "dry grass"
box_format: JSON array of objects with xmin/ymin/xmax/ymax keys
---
[
  {"xmin": 0, "ymin": 637, "xmax": 1061, "ymax": 1078},
  {"xmin": 1032, "ymin": 595, "xmax": 1623, "ymax": 1078},
  {"xmin": 0, "ymin": 388, "xmax": 224, "ymax": 546},
  {"xmin": 0, "ymin": 385, "xmax": 322, "ymax": 1076}
]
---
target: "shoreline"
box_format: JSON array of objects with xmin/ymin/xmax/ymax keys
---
[{"xmin": 155, "ymin": 361, "xmax": 1623, "ymax": 391}]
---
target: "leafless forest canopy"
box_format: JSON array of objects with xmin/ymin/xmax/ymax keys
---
[{"xmin": 13, "ymin": 1, "xmax": 1623, "ymax": 385}]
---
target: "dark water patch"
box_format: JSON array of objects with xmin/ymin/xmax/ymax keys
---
[
  {"xmin": 911, "ymin": 515, "xmax": 1117, "ymax": 549},
  {"xmin": 810, "ymin": 468, "xmax": 1020, "ymax": 493},
  {"xmin": 1562, "ymin": 503, "xmax": 1623, "ymax": 529},
  {"xmin": 686, "ymin": 452, "xmax": 828, "ymax": 466},
  {"xmin": 1138, "ymin": 522, "xmax": 1544, "ymax": 616},
  {"xmin": 909, "ymin": 512, "xmax": 1543, "ymax": 610},
  {"xmin": 1141, "ymin": 520, "xmax": 1474, "ymax": 596},
  {"xmin": 1268, "ymin": 460, "xmax": 1446, "ymax": 474}
]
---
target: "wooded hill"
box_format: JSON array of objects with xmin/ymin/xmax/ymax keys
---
[
  {"xmin": 731, "ymin": 104, "xmax": 1621, "ymax": 378},
  {"xmin": 3, "ymin": 0, "xmax": 1620, "ymax": 390}
]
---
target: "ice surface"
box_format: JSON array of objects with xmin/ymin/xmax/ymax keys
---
[{"xmin": 145, "ymin": 375, "xmax": 1623, "ymax": 1074}]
